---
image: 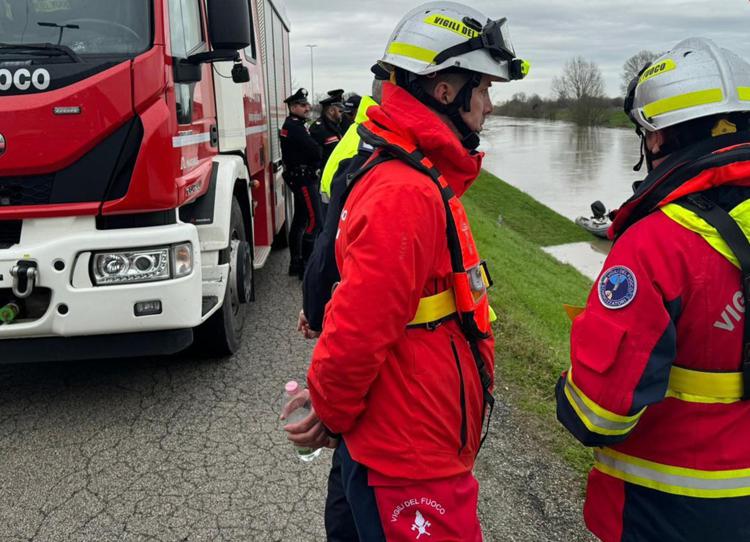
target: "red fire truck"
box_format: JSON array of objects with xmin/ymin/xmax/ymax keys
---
[{"xmin": 0, "ymin": 0, "xmax": 293, "ymax": 361}]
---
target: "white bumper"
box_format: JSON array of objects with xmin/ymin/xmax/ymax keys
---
[{"xmin": 0, "ymin": 216, "xmax": 203, "ymax": 339}]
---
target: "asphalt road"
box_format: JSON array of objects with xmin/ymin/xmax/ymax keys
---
[{"xmin": 0, "ymin": 250, "xmax": 594, "ymax": 541}]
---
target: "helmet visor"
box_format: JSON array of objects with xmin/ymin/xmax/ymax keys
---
[
  {"xmin": 483, "ymin": 18, "xmax": 515, "ymax": 61},
  {"xmin": 434, "ymin": 17, "xmax": 517, "ymax": 66}
]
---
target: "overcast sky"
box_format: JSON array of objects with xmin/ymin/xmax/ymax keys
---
[{"xmin": 283, "ymin": 0, "xmax": 750, "ymax": 103}]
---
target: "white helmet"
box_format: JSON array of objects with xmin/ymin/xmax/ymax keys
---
[
  {"xmin": 627, "ymin": 37, "xmax": 750, "ymax": 132},
  {"xmin": 380, "ymin": 1, "xmax": 529, "ymax": 82}
]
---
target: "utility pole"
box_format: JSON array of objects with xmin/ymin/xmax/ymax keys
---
[{"xmin": 306, "ymin": 44, "xmax": 318, "ymax": 103}]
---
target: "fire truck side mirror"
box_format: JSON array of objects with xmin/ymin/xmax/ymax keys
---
[{"xmin": 206, "ymin": 0, "xmax": 252, "ymax": 51}]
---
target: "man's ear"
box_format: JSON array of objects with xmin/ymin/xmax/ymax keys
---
[
  {"xmin": 646, "ymin": 130, "xmax": 666, "ymax": 154},
  {"xmin": 432, "ymin": 81, "xmax": 455, "ymax": 105}
]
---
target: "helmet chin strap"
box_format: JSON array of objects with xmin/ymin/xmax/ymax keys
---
[{"xmin": 397, "ymin": 69, "xmax": 483, "ymax": 151}]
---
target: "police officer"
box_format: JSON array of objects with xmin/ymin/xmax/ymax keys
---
[
  {"xmin": 279, "ymin": 88, "xmax": 323, "ymax": 278},
  {"xmin": 340, "ymin": 93, "xmax": 361, "ymax": 133},
  {"xmin": 309, "ymin": 90, "xmax": 345, "ymax": 170}
]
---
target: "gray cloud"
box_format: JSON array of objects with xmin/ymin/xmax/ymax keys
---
[{"xmin": 283, "ymin": 0, "xmax": 750, "ymax": 103}]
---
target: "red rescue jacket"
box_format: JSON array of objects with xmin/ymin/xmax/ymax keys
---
[
  {"xmin": 557, "ymin": 135, "xmax": 750, "ymax": 541},
  {"xmin": 307, "ymin": 83, "xmax": 495, "ymax": 480}
]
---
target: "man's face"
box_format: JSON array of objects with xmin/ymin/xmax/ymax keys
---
[
  {"xmin": 326, "ymin": 105, "xmax": 343, "ymax": 123},
  {"xmin": 459, "ymin": 75, "xmax": 496, "ymax": 134},
  {"xmin": 290, "ymin": 102, "xmax": 311, "ymax": 118}
]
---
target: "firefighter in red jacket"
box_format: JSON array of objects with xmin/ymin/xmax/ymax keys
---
[
  {"xmin": 283, "ymin": 2, "xmax": 528, "ymax": 540},
  {"xmin": 556, "ymin": 38, "xmax": 750, "ymax": 541}
]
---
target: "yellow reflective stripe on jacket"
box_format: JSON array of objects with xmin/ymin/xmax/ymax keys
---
[
  {"xmin": 642, "ymin": 88, "xmax": 724, "ymax": 118},
  {"xmin": 409, "ymin": 289, "xmax": 456, "ymax": 326},
  {"xmin": 595, "ymin": 447, "xmax": 750, "ymax": 498},
  {"xmin": 738, "ymin": 87, "xmax": 750, "ymax": 101},
  {"xmin": 320, "ymin": 95, "xmax": 378, "ymax": 198},
  {"xmin": 666, "ymin": 365, "xmax": 744, "ymax": 404},
  {"xmin": 407, "ymin": 289, "xmax": 496, "ymax": 326},
  {"xmin": 661, "ymin": 199, "xmax": 750, "ymax": 270},
  {"xmin": 563, "ymin": 369, "xmax": 644, "ymax": 436},
  {"xmin": 387, "ymin": 42, "xmax": 437, "ymax": 64}
]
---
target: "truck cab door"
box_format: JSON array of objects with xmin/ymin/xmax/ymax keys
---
[{"xmin": 167, "ymin": 0, "xmax": 217, "ymax": 205}]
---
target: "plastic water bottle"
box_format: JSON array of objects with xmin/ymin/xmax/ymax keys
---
[{"xmin": 281, "ymin": 381, "xmax": 323, "ymax": 462}]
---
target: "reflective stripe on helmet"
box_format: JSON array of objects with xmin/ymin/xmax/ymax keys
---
[
  {"xmin": 387, "ymin": 42, "xmax": 437, "ymax": 64},
  {"xmin": 642, "ymin": 88, "xmax": 724, "ymax": 119},
  {"xmin": 423, "ymin": 13, "xmax": 480, "ymax": 39},
  {"xmin": 638, "ymin": 59, "xmax": 676, "ymax": 85},
  {"xmin": 595, "ymin": 447, "xmax": 750, "ymax": 498},
  {"xmin": 563, "ymin": 369, "xmax": 644, "ymax": 436}
]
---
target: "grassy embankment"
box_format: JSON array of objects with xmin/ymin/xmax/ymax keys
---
[
  {"xmin": 462, "ymin": 170, "xmax": 595, "ymax": 474},
  {"xmin": 551, "ymin": 108, "xmax": 631, "ymax": 128}
]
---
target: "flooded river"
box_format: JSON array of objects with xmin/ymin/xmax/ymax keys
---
[{"xmin": 479, "ymin": 116, "xmax": 645, "ymax": 279}]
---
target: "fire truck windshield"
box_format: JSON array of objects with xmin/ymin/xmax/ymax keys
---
[{"xmin": 0, "ymin": 0, "xmax": 150, "ymax": 56}]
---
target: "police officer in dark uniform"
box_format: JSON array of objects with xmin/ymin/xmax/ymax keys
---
[
  {"xmin": 280, "ymin": 88, "xmax": 323, "ymax": 278},
  {"xmin": 309, "ymin": 89, "xmax": 345, "ymax": 170},
  {"xmin": 341, "ymin": 94, "xmax": 361, "ymax": 133}
]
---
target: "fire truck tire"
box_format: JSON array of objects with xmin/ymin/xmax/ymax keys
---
[
  {"xmin": 194, "ymin": 197, "xmax": 249, "ymax": 357},
  {"xmin": 272, "ymin": 218, "xmax": 289, "ymax": 249}
]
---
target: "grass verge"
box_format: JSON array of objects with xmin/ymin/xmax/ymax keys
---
[{"xmin": 463, "ymin": 170, "xmax": 595, "ymax": 474}]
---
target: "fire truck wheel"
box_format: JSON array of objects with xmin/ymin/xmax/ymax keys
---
[{"xmin": 194, "ymin": 197, "xmax": 248, "ymax": 357}]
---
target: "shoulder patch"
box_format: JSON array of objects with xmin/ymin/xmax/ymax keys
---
[{"xmin": 598, "ymin": 266, "xmax": 637, "ymax": 309}]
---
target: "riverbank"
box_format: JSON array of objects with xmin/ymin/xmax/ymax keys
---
[
  {"xmin": 490, "ymin": 108, "xmax": 631, "ymax": 128},
  {"xmin": 463, "ymin": 170, "xmax": 595, "ymax": 474}
]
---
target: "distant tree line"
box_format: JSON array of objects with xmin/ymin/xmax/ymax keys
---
[{"xmin": 493, "ymin": 51, "xmax": 659, "ymax": 127}]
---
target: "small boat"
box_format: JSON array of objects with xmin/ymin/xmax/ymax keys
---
[{"xmin": 575, "ymin": 200, "xmax": 611, "ymax": 239}]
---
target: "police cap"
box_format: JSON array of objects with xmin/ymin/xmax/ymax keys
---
[
  {"xmin": 320, "ymin": 95, "xmax": 344, "ymax": 108},
  {"xmin": 284, "ymin": 88, "xmax": 309, "ymax": 105},
  {"xmin": 343, "ymin": 93, "xmax": 362, "ymax": 113}
]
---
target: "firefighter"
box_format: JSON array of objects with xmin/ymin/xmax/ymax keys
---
[
  {"xmin": 298, "ymin": 65, "xmax": 388, "ymax": 337},
  {"xmin": 284, "ymin": 3, "xmax": 528, "ymax": 539},
  {"xmin": 310, "ymin": 91, "xmax": 345, "ymax": 170},
  {"xmin": 279, "ymin": 88, "xmax": 322, "ymax": 278},
  {"xmin": 556, "ymin": 37, "xmax": 750, "ymax": 541}
]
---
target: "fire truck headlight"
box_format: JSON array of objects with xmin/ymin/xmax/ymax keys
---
[
  {"xmin": 172, "ymin": 242, "xmax": 194, "ymax": 278},
  {"xmin": 92, "ymin": 247, "xmax": 171, "ymax": 285}
]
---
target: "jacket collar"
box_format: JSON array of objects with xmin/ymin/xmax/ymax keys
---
[
  {"xmin": 365, "ymin": 83, "xmax": 483, "ymax": 197},
  {"xmin": 610, "ymin": 132, "xmax": 750, "ymax": 238}
]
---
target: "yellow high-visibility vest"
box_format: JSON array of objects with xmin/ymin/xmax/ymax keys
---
[{"xmin": 320, "ymin": 95, "xmax": 378, "ymax": 201}]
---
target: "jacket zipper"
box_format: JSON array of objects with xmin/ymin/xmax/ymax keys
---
[{"xmin": 450, "ymin": 337, "xmax": 468, "ymax": 453}]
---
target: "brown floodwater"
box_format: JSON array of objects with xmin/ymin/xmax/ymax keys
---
[{"xmin": 479, "ymin": 116, "xmax": 645, "ymax": 279}]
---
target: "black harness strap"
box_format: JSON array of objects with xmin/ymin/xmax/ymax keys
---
[{"xmin": 678, "ymin": 194, "xmax": 750, "ymax": 400}]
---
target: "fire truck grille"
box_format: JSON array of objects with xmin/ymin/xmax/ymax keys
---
[
  {"xmin": 0, "ymin": 176, "xmax": 54, "ymax": 207},
  {"xmin": 0, "ymin": 220, "xmax": 22, "ymax": 249}
]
